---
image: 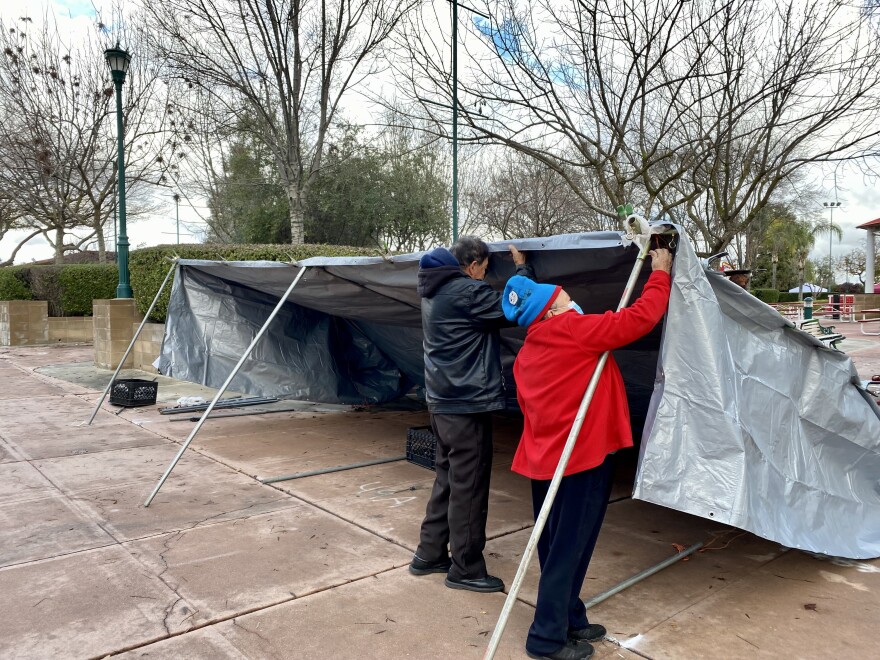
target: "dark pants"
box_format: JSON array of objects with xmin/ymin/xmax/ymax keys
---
[
  {"xmin": 416, "ymin": 412, "xmax": 494, "ymax": 581},
  {"xmin": 526, "ymin": 454, "xmax": 616, "ymax": 656}
]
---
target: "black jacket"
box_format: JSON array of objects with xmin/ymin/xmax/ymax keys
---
[{"xmin": 418, "ymin": 247, "xmax": 534, "ymax": 414}]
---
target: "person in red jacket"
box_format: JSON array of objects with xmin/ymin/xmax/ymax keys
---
[{"xmin": 501, "ymin": 248, "xmax": 673, "ymax": 660}]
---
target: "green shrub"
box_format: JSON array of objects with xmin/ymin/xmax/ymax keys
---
[
  {"xmin": 752, "ymin": 288, "xmax": 780, "ymax": 304},
  {"xmin": 0, "ymin": 267, "xmax": 32, "ymax": 300},
  {"xmin": 58, "ymin": 264, "xmax": 118, "ymax": 316},
  {"xmin": 1, "ymin": 263, "xmax": 117, "ymax": 315},
  {"xmin": 129, "ymin": 243, "xmax": 380, "ymax": 322},
  {"xmin": 777, "ymin": 291, "xmax": 829, "ymax": 303},
  {"xmin": 26, "ymin": 267, "xmax": 64, "ymax": 315}
]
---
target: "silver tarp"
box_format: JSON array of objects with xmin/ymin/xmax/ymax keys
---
[{"xmin": 158, "ymin": 230, "xmax": 880, "ymax": 558}]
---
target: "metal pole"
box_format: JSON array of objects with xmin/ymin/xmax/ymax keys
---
[
  {"xmin": 452, "ymin": 0, "xmax": 459, "ymax": 241},
  {"xmin": 484, "ymin": 227, "xmax": 653, "ymax": 660},
  {"xmin": 112, "ymin": 74, "xmax": 132, "ymax": 299},
  {"xmin": 581, "ymin": 542, "xmax": 703, "ymax": 610},
  {"xmin": 144, "ymin": 265, "xmax": 308, "ymax": 507},
  {"xmin": 86, "ymin": 261, "xmax": 177, "ymax": 425},
  {"xmin": 174, "ymin": 194, "xmax": 180, "ymax": 244},
  {"xmin": 260, "ymin": 456, "xmax": 407, "ymax": 484},
  {"xmin": 113, "ymin": 180, "xmax": 117, "ymax": 249},
  {"xmin": 829, "ymin": 206, "xmax": 833, "ymax": 294}
]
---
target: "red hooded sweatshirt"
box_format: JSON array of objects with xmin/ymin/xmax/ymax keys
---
[{"xmin": 511, "ymin": 270, "xmax": 671, "ymax": 480}]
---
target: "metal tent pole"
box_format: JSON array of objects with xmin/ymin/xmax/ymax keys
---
[
  {"xmin": 86, "ymin": 260, "xmax": 177, "ymax": 426},
  {"xmin": 144, "ymin": 265, "xmax": 308, "ymax": 507},
  {"xmin": 484, "ymin": 226, "xmax": 653, "ymax": 660},
  {"xmin": 260, "ymin": 456, "xmax": 407, "ymax": 484},
  {"xmin": 581, "ymin": 542, "xmax": 703, "ymax": 610}
]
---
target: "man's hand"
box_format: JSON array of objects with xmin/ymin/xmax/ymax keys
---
[
  {"xmin": 508, "ymin": 244, "xmax": 526, "ymax": 266},
  {"xmin": 648, "ymin": 248, "xmax": 673, "ymax": 274}
]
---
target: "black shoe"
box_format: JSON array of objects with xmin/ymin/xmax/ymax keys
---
[
  {"xmin": 569, "ymin": 623, "xmax": 606, "ymax": 644},
  {"xmin": 526, "ymin": 640, "xmax": 594, "ymax": 660},
  {"xmin": 444, "ymin": 574, "xmax": 505, "ymax": 593},
  {"xmin": 409, "ymin": 554, "xmax": 452, "ymax": 575}
]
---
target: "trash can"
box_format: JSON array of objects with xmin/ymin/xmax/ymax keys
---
[
  {"xmin": 803, "ymin": 297, "xmax": 813, "ymax": 320},
  {"xmin": 830, "ymin": 294, "xmax": 840, "ymax": 320}
]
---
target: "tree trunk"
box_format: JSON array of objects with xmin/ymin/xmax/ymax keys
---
[
  {"xmin": 54, "ymin": 226, "xmax": 64, "ymax": 264},
  {"xmin": 771, "ymin": 258, "xmax": 778, "ymax": 290},
  {"xmin": 95, "ymin": 209, "xmax": 106, "ymax": 263},
  {"xmin": 287, "ymin": 183, "xmax": 305, "ymax": 245}
]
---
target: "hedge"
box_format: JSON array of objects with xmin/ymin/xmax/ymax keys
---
[
  {"xmin": 0, "ymin": 263, "xmax": 117, "ymax": 315},
  {"xmin": 752, "ymin": 288, "xmax": 779, "ymax": 304},
  {"xmin": 777, "ymin": 291, "xmax": 829, "ymax": 303},
  {"xmin": 58, "ymin": 264, "xmax": 119, "ymax": 316},
  {"xmin": 129, "ymin": 243, "xmax": 380, "ymax": 322},
  {"xmin": 0, "ymin": 267, "xmax": 32, "ymax": 301}
]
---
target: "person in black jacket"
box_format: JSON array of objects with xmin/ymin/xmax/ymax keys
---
[{"xmin": 409, "ymin": 236, "xmax": 534, "ymax": 592}]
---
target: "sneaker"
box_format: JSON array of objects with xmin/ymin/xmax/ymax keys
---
[
  {"xmin": 526, "ymin": 639, "xmax": 594, "ymax": 660},
  {"xmin": 409, "ymin": 554, "xmax": 452, "ymax": 575},
  {"xmin": 569, "ymin": 623, "xmax": 606, "ymax": 643},
  {"xmin": 443, "ymin": 574, "xmax": 505, "ymax": 592}
]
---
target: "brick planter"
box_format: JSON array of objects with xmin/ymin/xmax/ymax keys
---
[
  {"xmin": 92, "ymin": 299, "xmax": 143, "ymax": 369},
  {"xmin": 0, "ymin": 300, "xmax": 48, "ymax": 346}
]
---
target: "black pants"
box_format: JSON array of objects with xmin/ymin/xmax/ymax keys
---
[
  {"xmin": 526, "ymin": 454, "xmax": 616, "ymax": 656},
  {"xmin": 415, "ymin": 412, "xmax": 494, "ymax": 581}
]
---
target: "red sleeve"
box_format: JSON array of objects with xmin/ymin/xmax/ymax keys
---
[{"xmin": 566, "ymin": 270, "xmax": 671, "ymax": 353}]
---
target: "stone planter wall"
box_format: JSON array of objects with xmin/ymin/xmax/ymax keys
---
[
  {"xmin": 0, "ymin": 300, "xmax": 48, "ymax": 346},
  {"xmin": 132, "ymin": 322, "xmax": 166, "ymax": 372},
  {"xmin": 48, "ymin": 317, "xmax": 95, "ymax": 343},
  {"xmin": 92, "ymin": 299, "xmax": 143, "ymax": 369}
]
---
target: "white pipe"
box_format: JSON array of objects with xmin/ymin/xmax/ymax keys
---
[
  {"xmin": 144, "ymin": 265, "xmax": 307, "ymax": 507},
  {"xmin": 484, "ymin": 229, "xmax": 654, "ymax": 660},
  {"xmin": 866, "ymin": 229, "xmax": 876, "ymax": 295}
]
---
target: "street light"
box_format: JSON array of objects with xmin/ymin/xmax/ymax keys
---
[
  {"xmin": 450, "ymin": 0, "xmax": 488, "ymax": 241},
  {"xmin": 173, "ymin": 193, "xmax": 181, "ymax": 244},
  {"xmin": 104, "ymin": 44, "xmax": 132, "ymax": 299},
  {"xmin": 822, "ymin": 201, "xmax": 842, "ymax": 295}
]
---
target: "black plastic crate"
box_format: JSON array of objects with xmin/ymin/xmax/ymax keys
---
[
  {"xmin": 406, "ymin": 426, "xmax": 437, "ymax": 471},
  {"xmin": 109, "ymin": 378, "xmax": 158, "ymax": 407}
]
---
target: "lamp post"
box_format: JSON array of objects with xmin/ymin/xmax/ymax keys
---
[
  {"xmin": 173, "ymin": 193, "xmax": 181, "ymax": 244},
  {"xmin": 104, "ymin": 44, "xmax": 132, "ymax": 298},
  {"xmin": 822, "ymin": 201, "xmax": 841, "ymax": 295},
  {"xmin": 450, "ymin": 1, "xmax": 488, "ymax": 242}
]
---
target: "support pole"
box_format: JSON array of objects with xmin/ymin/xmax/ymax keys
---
[
  {"xmin": 581, "ymin": 542, "xmax": 703, "ymax": 610},
  {"xmin": 144, "ymin": 266, "xmax": 307, "ymax": 507},
  {"xmin": 451, "ymin": 0, "xmax": 459, "ymax": 241},
  {"xmin": 260, "ymin": 456, "xmax": 407, "ymax": 484},
  {"xmin": 484, "ymin": 226, "xmax": 653, "ymax": 660},
  {"xmin": 86, "ymin": 261, "xmax": 177, "ymax": 426},
  {"xmin": 867, "ymin": 228, "xmax": 876, "ymax": 295}
]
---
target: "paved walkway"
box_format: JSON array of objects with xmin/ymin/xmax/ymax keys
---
[{"xmin": 0, "ymin": 331, "xmax": 878, "ymax": 659}]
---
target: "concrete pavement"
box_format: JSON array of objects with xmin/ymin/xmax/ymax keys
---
[{"xmin": 0, "ymin": 328, "xmax": 878, "ymax": 659}]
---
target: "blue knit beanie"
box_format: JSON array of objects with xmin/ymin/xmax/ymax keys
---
[{"xmin": 502, "ymin": 276, "xmax": 561, "ymax": 327}]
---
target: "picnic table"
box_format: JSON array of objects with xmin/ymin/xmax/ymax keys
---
[{"xmin": 860, "ymin": 309, "xmax": 880, "ymax": 336}]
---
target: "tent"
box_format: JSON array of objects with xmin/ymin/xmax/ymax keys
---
[
  {"xmin": 789, "ymin": 283, "xmax": 827, "ymax": 293},
  {"xmin": 157, "ymin": 229, "xmax": 880, "ymax": 559}
]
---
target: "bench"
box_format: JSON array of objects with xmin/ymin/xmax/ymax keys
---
[{"xmin": 798, "ymin": 319, "xmax": 845, "ymax": 349}]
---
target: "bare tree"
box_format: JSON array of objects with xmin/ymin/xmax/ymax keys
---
[
  {"xmin": 140, "ymin": 0, "xmax": 419, "ymax": 244},
  {"xmin": 0, "ymin": 14, "xmax": 172, "ymax": 265},
  {"xmin": 465, "ymin": 149, "xmax": 592, "ymax": 238},
  {"xmin": 394, "ymin": 0, "xmax": 880, "ymax": 254}
]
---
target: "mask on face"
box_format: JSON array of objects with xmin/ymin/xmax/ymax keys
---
[{"xmin": 568, "ymin": 301, "xmax": 584, "ymax": 315}]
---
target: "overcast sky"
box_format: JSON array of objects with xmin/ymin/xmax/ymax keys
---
[{"xmin": 1, "ymin": 0, "xmax": 878, "ymax": 272}]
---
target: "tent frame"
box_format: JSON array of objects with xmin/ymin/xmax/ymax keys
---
[{"xmin": 144, "ymin": 265, "xmax": 307, "ymax": 506}]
